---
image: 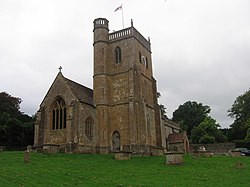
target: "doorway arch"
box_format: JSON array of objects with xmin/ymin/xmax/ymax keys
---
[{"xmin": 112, "ymin": 131, "xmax": 120, "ymax": 152}]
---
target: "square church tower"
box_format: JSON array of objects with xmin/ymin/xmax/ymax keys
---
[{"xmin": 93, "ymin": 18, "xmax": 161, "ymax": 154}]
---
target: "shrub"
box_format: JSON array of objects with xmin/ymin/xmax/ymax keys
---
[{"xmin": 199, "ymin": 134, "xmax": 215, "ymax": 144}]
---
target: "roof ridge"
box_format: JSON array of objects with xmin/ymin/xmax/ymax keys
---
[{"xmin": 63, "ymin": 76, "xmax": 93, "ymax": 91}]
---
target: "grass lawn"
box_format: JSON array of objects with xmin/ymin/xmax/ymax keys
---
[{"xmin": 0, "ymin": 151, "xmax": 249, "ymax": 187}]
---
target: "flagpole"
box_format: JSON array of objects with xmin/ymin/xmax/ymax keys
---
[
  {"xmin": 114, "ymin": 4, "xmax": 124, "ymax": 28},
  {"xmin": 121, "ymin": 5, "xmax": 124, "ymax": 28}
]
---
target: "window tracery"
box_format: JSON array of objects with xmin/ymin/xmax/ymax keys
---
[{"xmin": 51, "ymin": 97, "xmax": 67, "ymax": 130}]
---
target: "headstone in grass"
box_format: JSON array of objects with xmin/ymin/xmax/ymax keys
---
[
  {"xmin": 0, "ymin": 146, "xmax": 5, "ymax": 152},
  {"xmin": 24, "ymin": 150, "xmax": 31, "ymax": 163},
  {"xmin": 235, "ymin": 162, "xmax": 244, "ymax": 169},
  {"xmin": 114, "ymin": 151, "xmax": 131, "ymax": 160},
  {"xmin": 166, "ymin": 152, "xmax": 183, "ymax": 165}
]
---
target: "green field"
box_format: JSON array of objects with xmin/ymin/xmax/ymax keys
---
[{"xmin": 0, "ymin": 151, "xmax": 249, "ymax": 187}]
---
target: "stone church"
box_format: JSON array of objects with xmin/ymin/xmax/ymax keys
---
[{"xmin": 34, "ymin": 18, "xmax": 186, "ymax": 155}]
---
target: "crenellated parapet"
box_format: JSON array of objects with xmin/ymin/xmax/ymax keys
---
[
  {"xmin": 109, "ymin": 27, "xmax": 151, "ymax": 52},
  {"xmin": 94, "ymin": 18, "xmax": 151, "ymax": 52}
]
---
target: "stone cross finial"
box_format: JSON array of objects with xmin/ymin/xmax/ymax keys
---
[{"xmin": 59, "ymin": 66, "xmax": 62, "ymax": 73}]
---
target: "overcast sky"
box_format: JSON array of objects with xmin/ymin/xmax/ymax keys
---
[{"xmin": 0, "ymin": 0, "xmax": 249, "ymax": 128}]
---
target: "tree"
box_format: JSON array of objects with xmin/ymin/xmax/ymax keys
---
[
  {"xmin": 172, "ymin": 101, "xmax": 211, "ymax": 136},
  {"xmin": 228, "ymin": 89, "xmax": 250, "ymax": 140},
  {"xmin": 0, "ymin": 92, "xmax": 34, "ymax": 148},
  {"xmin": 157, "ymin": 92, "xmax": 168, "ymax": 119},
  {"xmin": 245, "ymin": 127, "xmax": 250, "ymax": 141},
  {"xmin": 0, "ymin": 92, "xmax": 22, "ymax": 117},
  {"xmin": 191, "ymin": 116, "xmax": 227, "ymax": 143},
  {"xmin": 159, "ymin": 104, "xmax": 167, "ymax": 119},
  {"xmin": 199, "ymin": 134, "xmax": 215, "ymax": 144}
]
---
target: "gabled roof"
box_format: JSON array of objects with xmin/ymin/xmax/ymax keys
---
[
  {"xmin": 39, "ymin": 72, "xmax": 94, "ymax": 108},
  {"xmin": 63, "ymin": 76, "xmax": 94, "ymax": 106}
]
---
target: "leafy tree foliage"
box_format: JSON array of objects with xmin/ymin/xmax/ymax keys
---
[
  {"xmin": 0, "ymin": 92, "xmax": 34, "ymax": 148},
  {"xmin": 228, "ymin": 89, "xmax": 250, "ymax": 140},
  {"xmin": 191, "ymin": 116, "xmax": 227, "ymax": 143},
  {"xmin": 159, "ymin": 104, "xmax": 167, "ymax": 119},
  {"xmin": 172, "ymin": 101, "xmax": 211, "ymax": 136},
  {"xmin": 245, "ymin": 127, "xmax": 250, "ymax": 141},
  {"xmin": 0, "ymin": 92, "xmax": 22, "ymax": 117},
  {"xmin": 199, "ymin": 134, "xmax": 215, "ymax": 144}
]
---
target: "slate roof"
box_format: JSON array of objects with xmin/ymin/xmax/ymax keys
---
[
  {"xmin": 39, "ymin": 72, "xmax": 94, "ymax": 108},
  {"xmin": 63, "ymin": 75, "xmax": 94, "ymax": 106}
]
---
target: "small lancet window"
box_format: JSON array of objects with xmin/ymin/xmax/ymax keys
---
[
  {"xmin": 85, "ymin": 116, "xmax": 94, "ymax": 139},
  {"xmin": 115, "ymin": 46, "xmax": 122, "ymax": 64},
  {"xmin": 51, "ymin": 97, "xmax": 67, "ymax": 130}
]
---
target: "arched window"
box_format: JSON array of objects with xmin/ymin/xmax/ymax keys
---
[
  {"xmin": 115, "ymin": 46, "xmax": 121, "ymax": 64},
  {"xmin": 85, "ymin": 116, "xmax": 93, "ymax": 139},
  {"xmin": 51, "ymin": 97, "xmax": 67, "ymax": 130}
]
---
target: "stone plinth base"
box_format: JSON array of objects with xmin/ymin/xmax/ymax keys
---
[
  {"xmin": 114, "ymin": 152, "xmax": 131, "ymax": 160},
  {"xmin": 166, "ymin": 152, "xmax": 183, "ymax": 165},
  {"xmin": 42, "ymin": 144, "xmax": 59, "ymax": 154},
  {"xmin": 193, "ymin": 151, "xmax": 213, "ymax": 158}
]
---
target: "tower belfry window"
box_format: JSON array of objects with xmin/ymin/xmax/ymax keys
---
[{"xmin": 115, "ymin": 46, "xmax": 121, "ymax": 64}]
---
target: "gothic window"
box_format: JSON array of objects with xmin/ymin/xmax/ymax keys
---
[
  {"xmin": 115, "ymin": 46, "xmax": 121, "ymax": 64},
  {"xmin": 51, "ymin": 97, "xmax": 67, "ymax": 130},
  {"xmin": 85, "ymin": 116, "xmax": 93, "ymax": 139}
]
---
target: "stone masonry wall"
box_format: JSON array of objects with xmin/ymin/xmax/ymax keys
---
[{"xmin": 190, "ymin": 143, "xmax": 236, "ymax": 154}]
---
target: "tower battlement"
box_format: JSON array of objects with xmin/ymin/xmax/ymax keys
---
[
  {"xmin": 109, "ymin": 27, "xmax": 151, "ymax": 52},
  {"xmin": 94, "ymin": 18, "xmax": 151, "ymax": 52},
  {"xmin": 93, "ymin": 18, "xmax": 109, "ymax": 31}
]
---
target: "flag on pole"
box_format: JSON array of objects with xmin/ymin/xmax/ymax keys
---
[{"xmin": 114, "ymin": 5, "xmax": 122, "ymax": 12}]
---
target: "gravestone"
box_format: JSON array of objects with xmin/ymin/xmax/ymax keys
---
[
  {"xmin": 24, "ymin": 150, "xmax": 31, "ymax": 163},
  {"xmin": 0, "ymin": 146, "xmax": 4, "ymax": 152},
  {"xmin": 166, "ymin": 152, "xmax": 183, "ymax": 165},
  {"xmin": 114, "ymin": 151, "xmax": 131, "ymax": 160}
]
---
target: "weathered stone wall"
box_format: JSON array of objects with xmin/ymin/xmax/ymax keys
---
[
  {"xmin": 109, "ymin": 104, "xmax": 130, "ymax": 147},
  {"xmin": 39, "ymin": 73, "xmax": 77, "ymax": 145},
  {"xmin": 77, "ymin": 103, "xmax": 97, "ymax": 147},
  {"xmin": 190, "ymin": 143, "xmax": 236, "ymax": 154},
  {"xmin": 93, "ymin": 18, "xmax": 160, "ymax": 154}
]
